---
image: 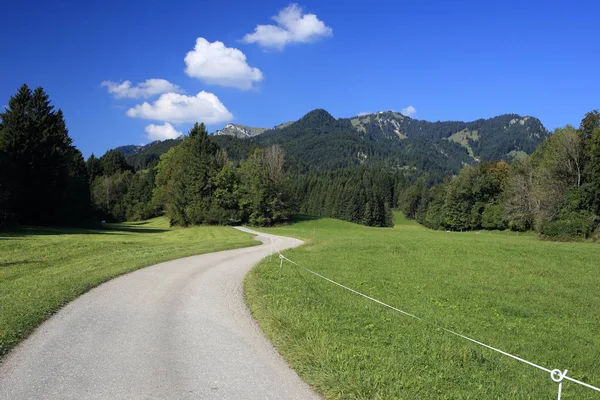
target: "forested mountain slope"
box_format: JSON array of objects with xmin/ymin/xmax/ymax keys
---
[
  {"xmin": 115, "ymin": 139, "xmax": 183, "ymax": 171},
  {"xmin": 346, "ymin": 111, "xmax": 547, "ymax": 161},
  {"xmin": 114, "ymin": 109, "xmax": 549, "ymax": 179},
  {"xmin": 248, "ymin": 109, "xmax": 548, "ymax": 178}
]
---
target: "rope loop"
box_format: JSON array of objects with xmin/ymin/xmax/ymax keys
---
[{"xmin": 551, "ymin": 369, "xmax": 568, "ymax": 383}]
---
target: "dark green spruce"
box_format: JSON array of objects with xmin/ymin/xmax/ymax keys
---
[{"xmin": 0, "ymin": 84, "xmax": 89, "ymax": 227}]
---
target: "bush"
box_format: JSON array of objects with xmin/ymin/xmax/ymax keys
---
[
  {"xmin": 423, "ymin": 202, "xmax": 443, "ymax": 230},
  {"xmin": 540, "ymin": 211, "xmax": 598, "ymax": 240},
  {"xmin": 482, "ymin": 203, "xmax": 507, "ymax": 230}
]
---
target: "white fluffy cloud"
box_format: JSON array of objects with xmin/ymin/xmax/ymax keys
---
[
  {"xmin": 400, "ymin": 106, "xmax": 417, "ymax": 117},
  {"xmin": 101, "ymin": 79, "xmax": 182, "ymax": 99},
  {"xmin": 126, "ymin": 91, "xmax": 233, "ymax": 124},
  {"xmin": 242, "ymin": 4, "xmax": 332, "ymax": 50},
  {"xmin": 144, "ymin": 122, "xmax": 183, "ymax": 141},
  {"xmin": 184, "ymin": 38, "xmax": 263, "ymax": 90}
]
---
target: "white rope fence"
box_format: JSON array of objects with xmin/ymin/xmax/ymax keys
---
[{"xmin": 269, "ymin": 240, "xmax": 600, "ymax": 400}]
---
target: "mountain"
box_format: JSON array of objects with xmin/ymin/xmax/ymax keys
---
[
  {"xmin": 243, "ymin": 109, "xmax": 549, "ymax": 177},
  {"xmin": 346, "ymin": 111, "xmax": 548, "ymax": 161},
  {"xmin": 253, "ymin": 109, "xmax": 381, "ymax": 168},
  {"xmin": 212, "ymin": 123, "xmax": 267, "ymax": 138},
  {"xmin": 112, "ymin": 109, "xmax": 549, "ymax": 179},
  {"xmin": 114, "ymin": 144, "xmax": 146, "ymax": 157},
  {"xmin": 249, "ymin": 109, "xmax": 469, "ymax": 176},
  {"xmin": 213, "ymin": 109, "xmax": 548, "ymax": 163},
  {"xmin": 274, "ymin": 121, "xmax": 295, "ymax": 129},
  {"xmin": 116, "ymin": 139, "xmax": 183, "ymax": 170}
]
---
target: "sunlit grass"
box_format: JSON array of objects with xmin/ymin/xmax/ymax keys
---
[
  {"xmin": 245, "ymin": 213, "xmax": 600, "ymax": 399},
  {"xmin": 0, "ymin": 217, "xmax": 257, "ymax": 357}
]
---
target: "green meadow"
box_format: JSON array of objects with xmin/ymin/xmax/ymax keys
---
[
  {"xmin": 0, "ymin": 218, "xmax": 256, "ymax": 357},
  {"xmin": 245, "ymin": 213, "xmax": 600, "ymax": 399}
]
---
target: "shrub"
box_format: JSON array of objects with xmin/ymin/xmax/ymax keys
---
[
  {"xmin": 482, "ymin": 203, "xmax": 507, "ymax": 230},
  {"xmin": 540, "ymin": 211, "xmax": 598, "ymax": 240}
]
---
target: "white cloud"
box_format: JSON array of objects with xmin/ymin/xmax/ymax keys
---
[
  {"xmin": 242, "ymin": 3, "xmax": 332, "ymax": 50},
  {"xmin": 126, "ymin": 91, "xmax": 233, "ymax": 124},
  {"xmin": 184, "ymin": 38, "xmax": 263, "ymax": 90},
  {"xmin": 102, "ymin": 79, "xmax": 183, "ymax": 99},
  {"xmin": 144, "ymin": 122, "xmax": 183, "ymax": 141},
  {"xmin": 400, "ymin": 105, "xmax": 417, "ymax": 117},
  {"xmin": 357, "ymin": 111, "xmax": 372, "ymax": 117}
]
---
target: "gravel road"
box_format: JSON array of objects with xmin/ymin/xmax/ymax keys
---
[{"xmin": 0, "ymin": 227, "xmax": 319, "ymax": 400}]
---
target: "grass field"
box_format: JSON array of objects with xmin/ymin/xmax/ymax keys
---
[
  {"xmin": 0, "ymin": 218, "xmax": 257, "ymax": 357},
  {"xmin": 245, "ymin": 213, "xmax": 600, "ymax": 399}
]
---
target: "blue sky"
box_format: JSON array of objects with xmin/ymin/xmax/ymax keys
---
[{"xmin": 1, "ymin": 0, "xmax": 598, "ymax": 158}]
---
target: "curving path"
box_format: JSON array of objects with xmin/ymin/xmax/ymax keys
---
[{"xmin": 0, "ymin": 227, "xmax": 319, "ymax": 400}]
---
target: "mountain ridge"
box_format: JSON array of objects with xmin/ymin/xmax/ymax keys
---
[
  {"xmin": 114, "ymin": 109, "xmax": 550, "ymax": 177},
  {"xmin": 208, "ymin": 109, "xmax": 547, "ymax": 159},
  {"xmin": 212, "ymin": 123, "xmax": 267, "ymax": 138}
]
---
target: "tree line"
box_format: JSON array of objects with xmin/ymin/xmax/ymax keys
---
[
  {"xmin": 0, "ymin": 85, "xmax": 396, "ymax": 229},
  {"xmin": 399, "ymin": 112, "xmax": 600, "ymax": 240},
  {"xmin": 3, "ymin": 84, "xmax": 597, "ymax": 236},
  {"xmin": 86, "ymin": 149, "xmax": 156, "ymax": 222},
  {"xmin": 88, "ymin": 123, "xmax": 396, "ymax": 228},
  {"xmin": 291, "ymin": 168, "xmax": 402, "ymax": 227},
  {"xmin": 151, "ymin": 123, "xmax": 291, "ymax": 226},
  {"xmin": 84, "ymin": 113, "xmax": 398, "ymax": 228}
]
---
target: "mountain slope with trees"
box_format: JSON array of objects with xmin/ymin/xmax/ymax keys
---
[
  {"xmin": 248, "ymin": 109, "xmax": 547, "ymax": 179},
  {"xmin": 348, "ymin": 111, "xmax": 547, "ymax": 160},
  {"xmin": 115, "ymin": 109, "xmax": 549, "ymax": 180},
  {"xmin": 114, "ymin": 139, "xmax": 183, "ymax": 171}
]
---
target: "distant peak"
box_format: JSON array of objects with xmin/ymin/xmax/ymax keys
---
[
  {"xmin": 302, "ymin": 109, "xmax": 335, "ymax": 119},
  {"xmin": 294, "ymin": 109, "xmax": 337, "ymax": 126},
  {"xmin": 212, "ymin": 123, "xmax": 266, "ymax": 139},
  {"xmin": 355, "ymin": 110, "xmax": 404, "ymax": 118}
]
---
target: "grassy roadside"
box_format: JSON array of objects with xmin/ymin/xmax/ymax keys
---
[
  {"xmin": 245, "ymin": 214, "xmax": 600, "ymax": 399},
  {"xmin": 0, "ymin": 217, "xmax": 257, "ymax": 357}
]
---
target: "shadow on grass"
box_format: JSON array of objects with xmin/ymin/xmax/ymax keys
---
[
  {"xmin": 118, "ymin": 221, "xmax": 151, "ymax": 227},
  {"xmin": 289, "ymin": 214, "xmax": 322, "ymax": 223},
  {"xmin": 0, "ymin": 260, "xmax": 39, "ymax": 269},
  {"xmin": 102, "ymin": 225, "xmax": 169, "ymax": 234},
  {"xmin": 0, "ymin": 222, "xmax": 168, "ymax": 238}
]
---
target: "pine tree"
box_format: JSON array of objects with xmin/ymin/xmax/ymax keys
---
[
  {"xmin": 86, "ymin": 154, "xmax": 102, "ymax": 182},
  {"xmin": 0, "ymin": 84, "xmax": 89, "ymax": 226},
  {"xmin": 98, "ymin": 150, "xmax": 131, "ymax": 176}
]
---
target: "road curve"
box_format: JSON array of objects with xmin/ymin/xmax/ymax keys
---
[{"xmin": 0, "ymin": 227, "xmax": 319, "ymax": 400}]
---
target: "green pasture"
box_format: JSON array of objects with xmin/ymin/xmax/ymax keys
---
[{"xmin": 245, "ymin": 213, "xmax": 600, "ymax": 399}]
